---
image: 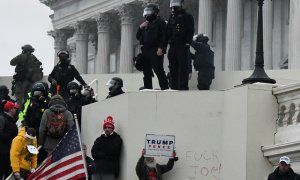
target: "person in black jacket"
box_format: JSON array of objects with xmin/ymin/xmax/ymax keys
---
[
  {"xmin": 0, "ymin": 101, "xmax": 19, "ymax": 179},
  {"xmin": 91, "ymin": 116, "xmax": 123, "ymax": 180},
  {"xmin": 136, "ymin": 148, "xmax": 178, "ymax": 180},
  {"xmin": 190, "ymin": 33, "xmax": 215, "ymax": 90},
  {"xmin": 136, "ymin": 3, "xmax": 169, "ymax": 90},
  {"xmin": 106, "ymin": 77, "xmax": 124, "ymax": 99},
  {"xmin": 267, "ymin": 156, "xmax": 300, "ymax": 180},
  {"xmin": 0, "ymin": 85, "xmax": 15, "ymax": 114},
  {"xmin": 48, "ymin": 50, "xmax": 87, "ymax": 99},
  {"xmin": 66, "ymin": 81, "xmax": 94, "ymax": 130},
  {"xmin": 166, "ymin": 0, "xmax": 194, "ymax": 90}
]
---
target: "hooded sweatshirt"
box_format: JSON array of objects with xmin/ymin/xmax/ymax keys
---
[{"xmin": 10, "ymin": 127, "xmax": 37, "ymax": 172}]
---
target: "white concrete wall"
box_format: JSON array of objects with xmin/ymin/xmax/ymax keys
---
[
  {"xmin": 1, "ymin": 69, "xmax": 300, "ymax": 102},
  {"xmin": 81, "ymin": 84, "xmax": 277, "ymax": 180}
]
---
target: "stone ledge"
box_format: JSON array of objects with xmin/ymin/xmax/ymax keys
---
[{"xmin": 262, "ymin": 141, "xmax": 300, "ymax": 165}]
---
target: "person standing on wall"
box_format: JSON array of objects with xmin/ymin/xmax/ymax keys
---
[
  {"xmin": 166, "ymin": 0, "xmax": 195, "ymax": 90},
  {"xmin": 136, "ymin": 3, "xmax": 169, "ymax": 90},
  {"xmin": 190, "ymin": 33, "xmax": 215, "ymax": 90}
]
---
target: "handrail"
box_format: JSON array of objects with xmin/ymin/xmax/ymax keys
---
[{"xmin": 87, "ymin": 79, "xmax": 98, "ymax": 101}]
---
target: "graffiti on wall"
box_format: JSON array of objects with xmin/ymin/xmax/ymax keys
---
[{"xmin": 185, "ymin": 150, "xmax": 221, "ymax": 179}]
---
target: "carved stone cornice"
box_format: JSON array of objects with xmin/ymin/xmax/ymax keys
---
[
  {"xmin": 48, "ymin": 29, "xmax": 73, "ymax": 46},
  {"xmin": 74, "ymin": 21, "xmax": 89, "ymax": 35},
  {"xmin": 116, "ymin": 4, "xmax": 135, "ymax": 24},
  {"xmin": 94, "ymin": 13, "xmax": 111, "ymax": 32},
  {"xmin": 40, "ymin": 0, "xmax": 59, "ymax": 6},
  {"xmin": 142, "ymin": 0, "xmax": 162, "ymax": 7}
]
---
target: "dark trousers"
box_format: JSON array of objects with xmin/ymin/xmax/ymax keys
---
[
  {"xmin": 197, "ymin": 75, "xmax": 212, "ymax": 90},
  {"xmin": 0, "ymin": 152, "xmax": 12, "ymax": 179},
  {"xmin": 142, "ymin": 47, "xmax": 169, "ymax": 90},
  {"xmin": 168, "ymin": 46, "xmax": 189, "ymax": 90}
]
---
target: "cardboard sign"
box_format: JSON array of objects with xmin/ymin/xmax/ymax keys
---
[{"xmin": 145, "ymin": 134, "xmax": 175, "ymax": 157}]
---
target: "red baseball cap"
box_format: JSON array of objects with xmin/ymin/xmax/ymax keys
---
[{"xmin": 3, "ymin": 101, "xmax": 19, "ymax": 111}]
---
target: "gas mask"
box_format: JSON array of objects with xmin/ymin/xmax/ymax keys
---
[
  {"xmin": 70, "ymin": 89, "xmax": 79, "ymax": 97},
  {"xmin": 33, "ymin": 90, "xmax": 45, "ymax": 101},
  {"xmin": 145, "ymin": 14, "xmax": 156, "ymax": 22}
]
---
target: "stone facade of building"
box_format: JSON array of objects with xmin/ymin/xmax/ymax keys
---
[{"xmin": 41, "ymin": 0, "xmax": 296, "ymax": 74}]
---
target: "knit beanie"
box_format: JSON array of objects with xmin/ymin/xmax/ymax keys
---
[{"xmin": 103, "ymin": 116, "xmax": 115, "ymax": 130}]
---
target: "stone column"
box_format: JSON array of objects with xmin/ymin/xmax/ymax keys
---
[
  {"xmin": 74, "ymin": 21, "xmax": 89, "ymax": 74},
  {"xmin": 68, "ymin": 43, "xmax": 77, "ymax": 67},
  {"xmin": 198, "ymin": 0, "xmax": 213, "ymax": 41},
  {"xmin": 48, "ymin": 29, "xmax": 71, "ymax": 65},
  {"xmin": 95, "ymin": 13, "xmax": 111, "ymax": 74},
  {"xmin": 225, "ymin": 0, "xmax": 242, "ymax": 71},
  {"xmin": 289, "ymin": 0, "xmax": 300, "ymax": 69},
  {"xmin": 263, "ymin": 0, "xmax": 273, "ymax": 69},
  {"xmin": 117, "ymin": 4, "xmax": 134, "ymax": 73}
]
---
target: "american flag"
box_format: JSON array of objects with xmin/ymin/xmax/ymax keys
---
[{"xmin": 27, "ymin": 125, "xmax": 87, "ymax": 180}]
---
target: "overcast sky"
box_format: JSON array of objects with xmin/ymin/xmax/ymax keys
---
[{"xmin": 0, "ymin": 0, "xmax": 54, "ymax": 76}]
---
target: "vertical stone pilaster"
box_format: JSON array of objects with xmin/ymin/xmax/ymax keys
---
[
  {"xmin": 68, "ymin": 43, "xmax": 77, "ymax": 67},
  {"xmin": 289, "ymin": 0, "xmax": 300, "ymax": 69},
  {"xmin": 74, "ymin": 21, "xmax": 89, "ymax": 74},
  {"xmin": 117, "ymin": 4, "xmax": 134, "ymax": 73},
  {"xmin": 48, "ymin": 29, "xmax": 72, "ymax": 65},
  {"xmin": 198, "ymin": 0, "xmax": 213, "ymax": 42},
  {"xmin": 95, "ymin": 13, "xmax": 111, "ymax": 74},
  {"xmin": 225, "ymin": 0, "xmax": 242, "ymax": 71},
  {"xmin": 263, "ymin": 0, "xmax": 273, "ymax": 69}
]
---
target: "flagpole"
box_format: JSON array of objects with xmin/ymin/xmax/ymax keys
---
[{"xmin": 74, "ymin": 113, "xmax": 89, "ymax": 179}]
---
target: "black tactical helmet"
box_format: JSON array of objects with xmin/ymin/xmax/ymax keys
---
[
  {"xmin": 143, "ymin": 3, "xmax": 159, "ymax": 17},
  {"xmin": 31, "ymin": 82, "xmax": 46, "ymax": 96},
  {"xmin": 67, "ymin": 82, "xmax": 81, "ymax": 91},
  {"xmin": 170, "ymin": 0, "xmax": 184, "ymax": 7},
  {"xmin": 57, "ymin": 50, "xmax": 70, "ymax": 58},
  {"xmin": 36, "ymin": 81, "xmax": 49, "ymax": 95},
  {"xmin": 21, "ymin": 44, "xmax": 35, "ymax": 53},
  {"xmin": 194, "ymin": 33, "xmax": 209, "ymax": 42}
]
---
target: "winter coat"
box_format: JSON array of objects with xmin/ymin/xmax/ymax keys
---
[
  {"xmin": 267, "ymin": 167, "xmax": 300, "ymax": 180},
  {"xmin": 91, "ymin": 132, "xmax": 123, "ymax": 178},
  {"xmin": 0, "ymin": 112, "xmax": 18, "ymax": 154},
  {"xmin": 106, "ymin": 88, "xmax": 124, "ymax": 99},
  {"xmin": 190, "ymin": 41, "xmax": 215, "ymax": 79},
  {"xmin": 136, "ymin": 156, "xmax": 175, "ymax": 180},
  {"xmin": 66, "ymin": 94, "xmax": 91, "ymax": 130},
  {"xmin": 166, "ymin": 9, "xmax": 195, "ymax": 47},
  {"xmin": 39, "ymin": 103, "xmax": 74, "ymax": 153},
  {"xmin": 48, "ymin": 63, "xmax": 86, "ymax": 99},
  {"xmin": 24, "ymin": 96, "xmax": 49, "ymax": 138},
  {"xmin": 10, "ymin": 127, "xmax": 38, "ymax": 172}
]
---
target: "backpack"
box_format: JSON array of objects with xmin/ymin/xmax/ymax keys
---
[{"xmin": 46, "ymin": 112, "xmax": 67, "ymax": 138}]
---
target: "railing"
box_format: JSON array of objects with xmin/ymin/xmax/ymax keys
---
[{"xmin": 86, "ymin": 79, "xmax": 98, "ymax": 101}]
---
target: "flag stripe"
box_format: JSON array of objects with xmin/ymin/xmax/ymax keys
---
[
  {"xmin": 27, "ymin": 125, "xmax": 87, "ymax": 180},
  {"xmin": 68, "ymin": 173, "xmax": 87, "ymax": 180},
  {"xmin": 48, "ymin": 164, "xmax": 85, "ymax": 180},
  {"xmin": 42, "ymin": 152, "xmax": 82, "ymax": 173},
  {"xmin": 38, "ymin": 154, "xmax": 83, "ymax": 179},
  {"xmin": 28, "ymin": 157, "xmax": 52, "ymax": 179},
  {"xmin": 40, "ymin": 159, "xmax": 84, "ymax": 179}
]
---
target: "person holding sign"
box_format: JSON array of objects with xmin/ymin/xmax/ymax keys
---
[{"xmin": 136, "ymin": 148, "xmax": 178, "ymax": 180}]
